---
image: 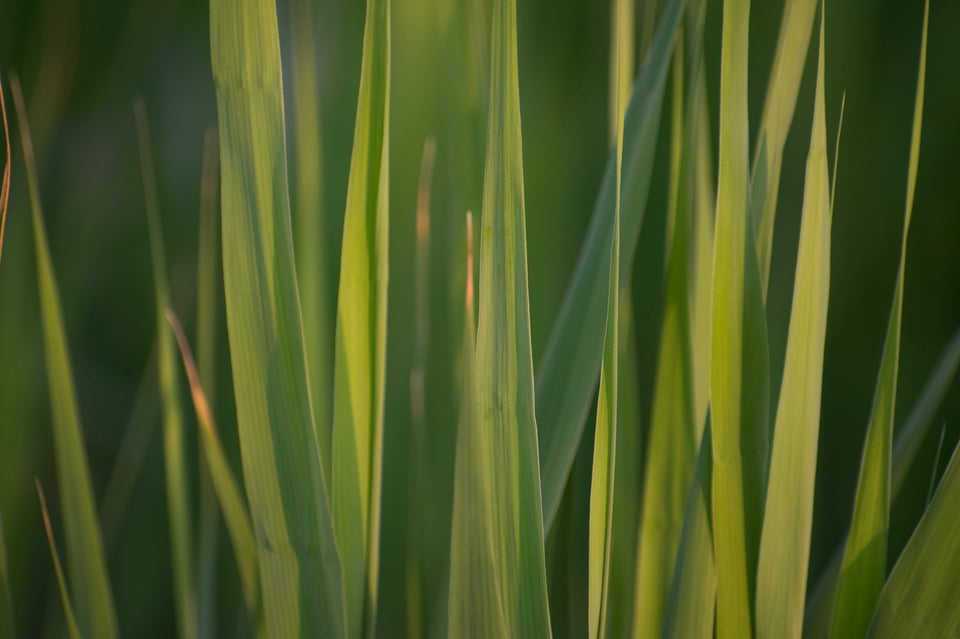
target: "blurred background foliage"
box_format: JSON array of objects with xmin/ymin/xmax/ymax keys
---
[{"xmin": 0, "ymin": 0, "xmax": 958, "ymax": 636}]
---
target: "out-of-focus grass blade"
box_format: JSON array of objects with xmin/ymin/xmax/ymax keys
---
[
  {"xmin": 804, "ymin": 325, "xmax": 960, "ymax": 639},
  {"xmin": 462, "ymin": 0, "xmax": 553, "ymax": 633},
  {"xmin": 537, "ymin": 0, "xmax": 685, "ymax": 533},
  {"xmin": 755, "ymin": 12, "xmax": 831, "ymax": 639},
  {"xmin": 867, "ymin": 438, "xmax": 960, "ymax": 637},
  {"xmin": 330, "ymin": 0, "xmax": 390, "ymax": 635},
  {"xmin": 751, "ymin": 0, "xmax": 819, "ymax": 293},
  {"xmin": 829, "ymin": 4, "xmax": 927, "ymax": 637},
  {"xmin": 447, "ymin": 212, "xmax": 509, "ymax": 637},
  {"xmin": 710, "ymin": 0, "xmax": 772, "ymax": 635},
  {"xmin": 289, "ymin": 0, "xmax": 333, "ymax": 481},
  {"xmin": 36, "ymin": 483, "xmax": 81, "ymax": 639},
  {"xmin": 0, "ymin": 79, "xmax": 10, "ymax": 266},
  {"xmin": 11, "ymin": 75, "xmax": 118, "ymax": 639},
  {"xmin": 209, "ymin": 0, "xmax": 345, "ymax": 634},
  {"xmin": 166, "ymin": 311, "xmax": 260, "ymax": 620},
  {"xmin": 133, "ymin": 101, "xmax": 197, "ymax": 639},
  {"xmin": 588, "ymin": 5, "xmax": 625, "ymax": 633},
  {"xmin": 0, "ymin": 510, "xmax": 14, "ymax": 639}
]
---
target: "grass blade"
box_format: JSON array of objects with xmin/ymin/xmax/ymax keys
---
[
  {"xmin": 537, "ymin": 0, "xmax": 685, "ymax": 533},
  {"xmin": 133, "ymin": 101, "xmax": 197, "ymax": 639},
  {"xmin": 36, "ymin": 483, "xmax": 81, "ymax": 639},
  {"xmin": 750, "ymin": 0, "xmax": 819, "ymax": 292},
  {"xmin": 330, "ymin": 0, "xmax": 390, "ymax": 635},
  {"xmin": 208, "ymin": 0, "xmax": 345, "ymax": 633},
  {"xmin": 710, "ymin": 0, "xmax": 772, "ymax": 635},
  {"xmin": 0, "ymin": 511, "xmax": 14, "ymax": 639},
  {"xmin": 755, "ymin": 11, "xmax": 831, "ymax": 638},
  {"xmin": 166, "ymin": 311, "xmax": 260, "ymax": 620},
  {"xmin": 11, "ymin": 74, "xmax": 118, "ymax": 639},
  {"xmin": 0, "ymin": 79, "xmax": 10, "ymax": 266},
  {"xmin": 829, "ymin": 3, "xmax": 927, "ymax": 636},
  {"xmin": 867, "ymin": 438, "xmax": 960, "ymax": 637}
]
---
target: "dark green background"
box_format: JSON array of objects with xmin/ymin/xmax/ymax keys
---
[{"xmin": 1, "ymin": 0, "xmax": 958, "ymax": 636}]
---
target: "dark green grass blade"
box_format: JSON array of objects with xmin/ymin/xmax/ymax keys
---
[
  {"xmin": 12, "ymin": 75, "xmax": 118, "ymax": 639},
  {"xmin": 537, "ymin": 0, "xmax": 685, "ymax": 532},
  {"xmin": 0, "ymin": 510, "xmax": 14, "ymax": 639},
  {"xmin": 829, "ymin": 4, "xmax": 927, "ymax": 636},
  {"xmin": 208, "ymin": 0, "xmax": 345, "ymax": 634},
  {"xmin": 133, "ymin": 101, "xmax": 197, "ymax": 639},
  {"xmin": 330, "ymin": 0, "xmax": 390, "ymax": 635},
  {"xmin": 756, "ymin": 12, "xmax": 831, "ymax": 638}
]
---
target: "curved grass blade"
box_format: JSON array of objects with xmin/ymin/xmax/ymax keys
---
[
  {"xmin": 829, "ymin": 4, "xmax": 927, "ymax": 636},
  {"xmin": 867, "ymin": 438, "xmax": 960, "ymax": 637},
  {"xmin": 588, "ymin": 3, "xmax": 626, "ymax": 631},
  {"xmin": 208, "ymin": 0, "xmax": 345, "ymax": 634},
  {"xmin": 36, "ymin": 482, "xmax": 81, "ymax": 639},
  {"xmin": 330, "ymin": 0, "xmax": 390, "ymax": 635},
  {"xmin": 755, "ymin": 12, "xmax": 831, "ymax": 638},
  {"xmin": 750, "ymin": 0, "xmax": 819, "ymax": 292},
  {"xmin": 133, "ymin": 101, "xmax": 197, "ymax": 639},
  {"xmin": 710, "ymin": 0, "xmax": 772, "ymax": 635},
  {"xmin": 11, "ymin": 75, "xmax": 118, "ymax": 639},
  {"xmin": 0, "ymin": 79, "xmax": 10, "ymax": 266},
  {"xmin": 537, "ymin": 0, "xmax": 685, "ymax": 533},
  {"xmin": 0, "ymin": 510, "xmax": 14, "ymax": 639}
]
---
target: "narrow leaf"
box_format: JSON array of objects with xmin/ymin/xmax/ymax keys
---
[
  {"xmin": 830, "ymin": 3, "xmax": 927, "ymax": 636},
  {"xmin": 208, "ymin": 0, "xmax": 345, "ymax": 633},
  {"xmin": 11, "ymin": 75, "xmax": 118, "ymax": 639},
  {"xmin": 0, "ymin": 78, "xmax": 10, "ymax": 265},
  {"xmin": 756, "ymin": 11, "xmax": 831, "ymax": 638},
  {"xmin": 36, "ymin": 483, "xmax": 82, "ymax": 639},
  {"xmin": 0, "ymin": 510, "xmax": 14, "ymax": 639}
]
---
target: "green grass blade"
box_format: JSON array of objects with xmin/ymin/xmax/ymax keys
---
[
  {"xmin": 133, "ymin": 101, "xmax": 197, "ymax": 639},
  {"xmin": 755, "ymin": 12, "xmax": 831, "ymax": 638},
  {"xmin": 330, "ymin": 0, "xmax": 390, "ymax": 635},
  {"xmin": 867, "ymin": 438, "xmax": 960, "ymax": 637},
  {"xmin": 208, "ymin": 0, "xmax": 345, "ymax": 633},
  {"xmin": 710, "ymin": 0, "xmax": 772, "ymax": 635},
  {"xmin": 0, "ymin": 79, "xmax": 9, "ymax": 266},
  {"xmin": 537, "ymin": 0, "xmax": 685, "ymax": 533},
  {"xmin": 663, "ymin": 420, "xmax": 716, "ymax": 639},
  {"xmin": 11, "ymin": 75, "xmax": 118, "ymax": 639},
  {"xmin": 36, "ymin": 483, "xmax": 81, "ymax": 639},
  {"xmin": 0, "ymin": 510, "xmax": 14, "ymax": 639},
  {"xmin": 588, "ymin": 6, "xmax": 626, "ymax": 633},
  {"xmin": 751, "ymin": 0, "xmax": 819, "ymax": 293},
  {"xmin": 166, "ymin": 311, "xmax": 260, "ymax": 619},
  {"xmin": 829, "ymin": 4, "xmax": 927, "ymax": 636},
  {"xmin": 608, "ymin": 0, "xmax": 634, "ymax": 146},
  {"xmin": 289, "ymin": 0, "xmax": 333, "ymax": 482}
]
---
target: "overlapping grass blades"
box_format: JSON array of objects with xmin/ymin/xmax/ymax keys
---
[
  {"xmin": 11, "ymin": 75, "xmax": 118, "ymax": 639},
  {"xmin": 829, "ymin": 3, "xmax": 928, "ymax": 636},
  {"xmin": 536, "ymin": 0, "xmax": 684, "ymax": 531},
  {"xmin": 208, "ymin": 0, "xmax": 344, "ymax": 634},
  {"xmin": 330, "ymin": 0, "xmax": 390, "ymax": 635},
  {"xmin": 755, "ymin": 10, "xmax": 832, "ymax": 638},
  {"xmin": 449, "ymin": 0, "xmax": 553, "ymax": 634},
  {"xmin": 133, "ymin": 102, "xmax": 197, "ymax": 639},
  {"xmin": 710, "ymin": 0, "xmax": 772, "ymax": 635}
]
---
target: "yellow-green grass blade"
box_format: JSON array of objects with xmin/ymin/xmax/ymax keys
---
[
  {"xmin": 755, "ymin": 11, "xmax": 831, "ymax": 638},
  {"xmin": 12, "ymin": 76, "xmax": 118, "ymax": 639},
  {"xmin": 608, "ymin": 0, "xmax": 634, "ymax": 146},
  {"xmin": 751, "ymin": 0, "xmax": 819, "ymax": 294},
  {"xmin": 447, "ymin": 212, "xmax": 510, "ymax": 638},
  {"xmin": 473, "ymin": 0, "xmax": 553, "ymax": 633},
  {"xmin": 330, "ymin": 0, "xmax": 390, "ymax": 635},
  {"xmin": 804, "ymin": 325, "xmax": 960, "ymax": 639},
  {"xmin": 663, "ymin": 420, "xmax": 716, "ymax": 639},
  {"xmin": 867, "ymin": 438, "xmax": 960, "ymax": 637},
  {"xmin": 133, "ymin": 101, "xmax": 197, "ymax": 639},
  {"xmin": 588, "ymin": 5, "xmax": 626, "ymax": 633},
  {"xmin": 289, "ymin": 0, "xmax": 333, "ymax": 483},
  {"xmin": 711, "ymin": 0, "xmax": 772, "ymax": 635},
  {"xmin": 0, "ymin": 510, "xmax": 14, "ymax": 639},
  {"xmin": 0, "ymin": 79, "xmax": 10, "ymax": 266},
  {"xmin": 537, "ymin": 0, "xmax": 684, "ymax": 533},
  {"xmin": 166, "ymin": 311, "xmax": 260, "ymax": 620},
  {"xmin": 208, "ymin": 0, "xmax": 345, "ymax": 633},
  {"xmin": 829, "ymin": 4, "xmax": 927, "ymax": 636},
  {"xmin": 195, "ymin": 127, "xmax": 220, "ymax": 639},
  {"xmin": 36, "ymin": 483, "xmax": 81, "ymax": 639}
]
